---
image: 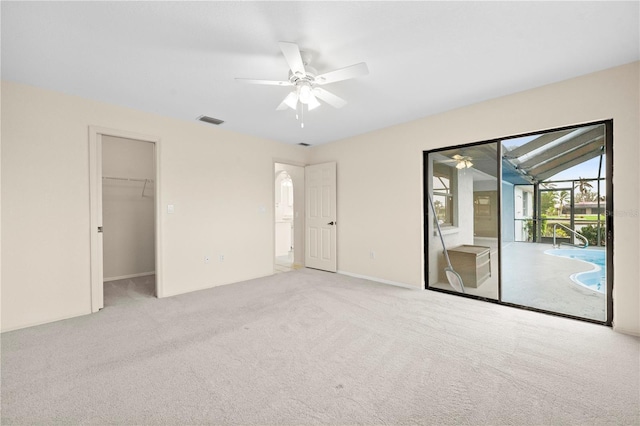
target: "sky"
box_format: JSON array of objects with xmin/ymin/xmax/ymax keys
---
[{"xmin": 548, "ymin": 155, "xmax": 605, "ymax": 182}]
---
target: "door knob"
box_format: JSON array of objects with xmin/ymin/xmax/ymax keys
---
[{"xmin": 327, "ymin": 221, "xmax": 335, "ymax": 225}]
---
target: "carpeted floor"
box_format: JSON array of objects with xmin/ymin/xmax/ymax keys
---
[
  {"xmin": 103, "ymin": 274, "xmax": 156, "ymax": 306},
  {"xmin": 2, "ymin": 269, "xmax": 639, "ymax": 425}
]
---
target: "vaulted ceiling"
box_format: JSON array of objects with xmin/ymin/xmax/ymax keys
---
[{"xmin": 2, "ymin": 1, "xmax": 638, "ymax": 145}]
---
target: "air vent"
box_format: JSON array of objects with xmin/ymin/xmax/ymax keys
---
[
  {"xmin": 298, "ymin": 142, "xmax": 311, "ymax": 147},
  {"xmin": 197, "ymin": 115, "xmax": 224, "ymax": 125}
]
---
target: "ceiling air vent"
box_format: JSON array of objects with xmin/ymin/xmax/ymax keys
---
[
  {"xmin": 298, "ymin": 142, "xmax": 311, "ymax": 147},
  {"xmin": 197, "ymin": 115, "xmax": 224, "ymax": 125}
]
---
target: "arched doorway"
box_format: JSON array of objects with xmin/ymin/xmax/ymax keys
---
[{"xmin": 274, "ymin": 163, "xmax": 305, "ymax": 272}]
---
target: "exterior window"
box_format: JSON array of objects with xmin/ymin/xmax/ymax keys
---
[{"xmin": 433, "ymin": 163, "xmax": 455, "ymax": 226}]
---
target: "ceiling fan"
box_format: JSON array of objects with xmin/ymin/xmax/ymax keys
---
[
  {"xmin": 235, "ymin": 41, "xmax": 369, "ymax": 127},
  {"xmin": 452, "ymin": 154, "xmax": 473, "ymax": 169}
]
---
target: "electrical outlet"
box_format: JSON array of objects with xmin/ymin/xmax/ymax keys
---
[
  {"xmin": 370, "ymin": 250, "xmax": 375, "ymax": 259},
  {"xmin": 204, "ymin": 256, "xmax": 210, "ymax": 263},
  {"xmin": 219, "ymin": 254, "xmax": 225, "ymax": 262}
]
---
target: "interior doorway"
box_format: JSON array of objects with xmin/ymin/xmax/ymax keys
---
[
  {"xmin": 274, "ymin": 162, "xmax": 305, "ymax": 273},
  {"xmin": 101, "ymin": 136, "xmax": 156, "ymax": 306},
  {"xmin": 89, "ymin": 127, "xmax": 161, "ymax": 312}
]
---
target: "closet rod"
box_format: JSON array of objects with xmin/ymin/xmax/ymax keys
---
[
  {"xmin": 102, "ymin": 176, "xmax": 153, "ymax": 183},
  {"xmin": 102, "ymin": 176, "xmax": 154, "ymax": 198}
]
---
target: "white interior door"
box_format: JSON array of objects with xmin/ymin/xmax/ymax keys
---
[{"xmin": 305, "ymin": 162, "xmax": 337, "ymax": 272}]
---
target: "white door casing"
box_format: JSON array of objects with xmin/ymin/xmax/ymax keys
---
[
  {"xmin": 305, "ymin": 162, "xmax": 337, "ymax": 272},
  {"xmin": 89, "ymin": 131, "xmax": 104, "ymax": 311}
]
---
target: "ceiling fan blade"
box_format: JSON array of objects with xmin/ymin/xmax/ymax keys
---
[
  {"xmin": 279, "ymin": 41, "xmax": 306, "ymax": 77},
  {"xmin": 315, "ymin": 62, "xmax": 369, "ymax": 85},
  {"xmin": 235, "ymin": 78, "xmax": 292, "ymax": 86},
  {"xmin": 276, "ymin": 92, "xmax": 298, "ymax": 110},
  {"xmin": 313, "ymin": 88, "xmax": 347, "ymax": 109}
]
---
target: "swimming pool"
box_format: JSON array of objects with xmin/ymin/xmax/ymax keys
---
[{"xmin": 545, "ymin": 248, "xmax": 606, "ymax": 293}]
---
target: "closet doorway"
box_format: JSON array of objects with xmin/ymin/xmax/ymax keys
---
[
  {"xmin": 274, "ymin": 162, "xmax": 305, "ymax": 273},
  {"xmin": 89, "ymin": 127, "xmax": 161, "ymax": 312},
  {"xmin": 102, "ymin": 136, "xmax": 156, "ymax": 305}
]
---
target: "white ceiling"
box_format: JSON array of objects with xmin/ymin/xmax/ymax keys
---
[{"xmin": 2, "ymin": 1, "xmax": 638, "ymax": 146}]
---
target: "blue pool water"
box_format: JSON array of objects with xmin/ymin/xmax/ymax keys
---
[{"xmin": 545, "ymin": 249, "xmax": 606, "ymax": 293}]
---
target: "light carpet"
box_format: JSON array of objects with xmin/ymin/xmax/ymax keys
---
[{"xmin": 2, "ymin": 268, "xmax": 638, "ymax": 425}]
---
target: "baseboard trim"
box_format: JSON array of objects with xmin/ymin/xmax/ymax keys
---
[
  {"xmin": 104, "ymin": 272, "xmax": 155, "ymax": 282},
  {"xmin": 160, "ymin": 272, "xmax": 274, "ymax": 299},
  {"xmin": 613, "ymin": 324, "xmax": 640, "ymax": 337},
  {"xmin": 1, "ymin": 309, "xmax": 91, "ymax": 333},
  {"xmin": 337, "ymin": 270, "xmax": 419, "ymax": 290}
]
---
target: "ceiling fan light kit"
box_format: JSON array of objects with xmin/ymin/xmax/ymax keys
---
[
  {"xmin": 298, "ymin": 84, "xmax": 313, "ymax": 104},
  {"xmin": 236, "ymin": 41, "xmax": 368, "ymax": 128},
  {"xmin": 456, "ymin": 160, "xmax": 473, "ymax": 169},
  {"xmin": 452, "ymin": 154, "xmax": 474, "ymax": 169}
]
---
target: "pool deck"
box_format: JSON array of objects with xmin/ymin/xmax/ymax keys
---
[{"xmin": 431, "ymin": 241, "xmax": 606, "ymax": 322}]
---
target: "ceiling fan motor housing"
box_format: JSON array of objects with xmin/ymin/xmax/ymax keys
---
[{"xmin": 289, "ymin": 66, "xmax": 318, "ymax": 84}]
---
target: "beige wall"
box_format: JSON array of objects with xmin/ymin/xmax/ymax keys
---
[
  {"xmin": 102, "ymin": 135, "xmax": 155, "ymax": 280},
  {"xmin": 2, "ymin": 62, "xmax": 638, "ymax": 335},
  {"xmin": 310, "ymin": 62, "xmax": 640, "ymax": 335},
  {"xmin": 1, "ymin": 80, "xmax": 309, "ymax": 331}
]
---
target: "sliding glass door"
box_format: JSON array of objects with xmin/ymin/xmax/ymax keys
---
[{"xmin": 425, "ymin": 120, "xmax": 612, "ymax": 325}]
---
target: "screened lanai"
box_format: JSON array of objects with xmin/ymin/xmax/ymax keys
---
[{"xmin": 502, "ymin": 124, "xmax": 607, "ymax": 248}]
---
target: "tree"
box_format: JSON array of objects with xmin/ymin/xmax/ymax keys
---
[
  {"xmin": 574, "ymin": 178, "xmax": 603, "ymax": 203},
  {"xmin": 554, "ymin": 190, "xmax": 569, "ymax": 216},
  {"xmin": 574, "ymin": 177, "xmax": 593, "ymax": 198},
  {"xmin": 575, "ymin": 190, "xmax": 597, "ymax": 203},
  {"xmin": 540, "ymin": 191, "xmax": 555, "ymax": 215}
]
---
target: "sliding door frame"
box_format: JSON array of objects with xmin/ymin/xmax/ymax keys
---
[{"xmin": 423, "ymin": 119, "xmax": 613, "ymax": 326}]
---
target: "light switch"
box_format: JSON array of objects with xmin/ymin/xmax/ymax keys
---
[{"xmin": 167, "ymin": 204, "xmax": 175, "ymax": 214}]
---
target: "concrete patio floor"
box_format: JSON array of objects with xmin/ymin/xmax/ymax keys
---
[{"xmin": 430, "ymin": 241, "xmax": 606, "ymax": 322}]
